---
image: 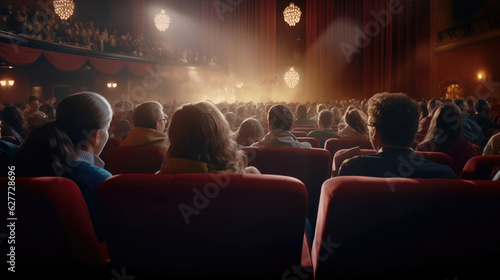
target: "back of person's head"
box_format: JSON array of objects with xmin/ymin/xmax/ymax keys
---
[
  {"xmin": 133, "ymin": 101, "xmax": 164, "ymax": 129},
  {"xmin": 318, "ymin": 109, "xmax": 334, "ymax": 129},
  {"xmin": 425, "ymin": 104, "xmax": 464, "ymax": 149},
  {"xmin": 316, "ymin": 103, "xmax": 327, "ymax": 114},
  {"xmin": 17, "ymin": 92, "xmax": 112, "ymax": 176},
  {"xmin": 453, "ymin": 98, "xmax": 468, "ymax": 112},
  {"xmin": 224, "ymin": 112, "xmax": 236, "ymax": 129},
  {"xmin": 419, "ymin": 101, "xmax": 429, "ymax": 118},
  {"xmin": 2, "ymin": 106, "xmax": 26, "ymax": 132},
  {"xmin": 475, "ymin": 99, "xmax": 489, "ymax": 114},
  {"xmin": 344, "ymin": 108, "xmax": 368, "ymax": 135},
  {"xmin": 40, "ymin": 104, "xmax": 55, "ymax": 119},
  {"xmin": 368, "ymin": 92, "xmax": 420, "ymax": 147},
  {"xmin": 427, "ymin": 99, "xmax": 442, "ymax": 115},
  {"xmin": 268, "ymin": 104, "xmax": 294, "ymax": 131},
  {"xmin": 235, "ymin": 118, "xmax": 264, "ymax": 142},
  {"xmin": 331, "ymin": 107, "xmax": 342, "ymax": 127},
  {"xmin": 296, "ymin": 104, "xmax": 308, "ymax": 119},
  {"xmin": 167, "ymin": 101, "xmax": 246, "ymax": 173},
  {"xmin": 56, "ymin": 92, "xmax": 113, "ymax": 146},
  {"xmin": 236, "ymin": 105, "xmax": 247, "ymax": 118}
]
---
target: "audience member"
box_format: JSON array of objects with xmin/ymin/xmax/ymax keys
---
[
  {"xmin": 158, "ymin": 101, "xmax": 259, "ymax": 174},
  {"xmin": 1, "ymin": 106, "xmax": 28, "ymax": 145},
  {"xmin": 251, "ymin": 104, "xmax": 312, "ymax": 148},
  {"xmin": 338, "ymin": 92, "xmax": 457, "ymax": 179},
  {"xmin": 416, "ymin": 104, "xmax": 481, "ymax": 176},
  {"xmin": 224, "ymin": 111, "xmax": 236, "ymax": 130},
  {"xmin": 453, "ymin": 98, "xmax": 484, "ymax": 147},
  {"xmin": 16, "ymin": 92, "xmax": 113, "ymax": 241},
  {"xmin": 473, "ymin": 99, "xmax": 500, "ymax": 132},
  {"xmin": 120, "ymin": 101, "xmax": 169, "ymax": 150},
  {"xmin": 307, "ymin": 109, "xmax": 338, "ymax": 148},
  {"xmin": 0, "ymin": 139, "xmax": 17, "ymax": 176},
  {"xmin": 234, "ymin": 117, "xmax": 265, "ymax": 146},
  {"xmin": 483, "ymin": 132, "xmax": 500, "ymax": 155},
  {"xmin": 294, "ymin": 104, "xmax": 316, "ymax": 127},
  {"xmin": 335, "ymin": 107, "xmax": 368, "ymax": 139},
  {"xmin": 25, "ymin": 96, "xmax": 48, "ymax": 131},
  {"xmin": 40, "ymin": 103, "xmax": 56, "ymax": 122},
  {"xmin": 418, "ymin": 98, "xmax": 442, "ymax": 134}
]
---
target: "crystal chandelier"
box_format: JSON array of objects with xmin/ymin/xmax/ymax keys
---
[
  {"xmin": 53, "ymin": 0, "xmax": 75, "ymax": 20},
  {"xmin": 283, "ymin": 3, "xmax": 302, "ymax": 26},
  {"xmin": 154, "ymin": 10, "xmax": 171, "ymax": 31},
  {"xmin": 284, "ymin": 67, "xmax": 300, "ymax": 89}
]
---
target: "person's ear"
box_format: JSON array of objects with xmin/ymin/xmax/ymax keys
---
[
  {"xmin": 90, "ymin": 129, "xmax": 100, "ymax": 147},
  {"xmin": 155, "ymin": 121, "xmax": 160, "ymax": 131}
]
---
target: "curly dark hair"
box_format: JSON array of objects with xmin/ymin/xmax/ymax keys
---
[{"xmin": 367, "ymin": 92, "xmax": 420, "ymax": 147}]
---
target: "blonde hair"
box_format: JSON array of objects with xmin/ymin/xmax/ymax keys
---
[{"xmin": 167, "ymin": 101, "xmax": 247, "ymax": 173}]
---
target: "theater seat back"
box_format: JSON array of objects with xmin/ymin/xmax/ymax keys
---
[
  {"xmin": 324, "ymin": 137, "xmax": 373, "ymax": 156},
  {"xmin": 313, "ymin": 176, "xmax": 500, "ymax": 279},
  {"xmin": 460, "ymin": 155, "xmax": 500, "ymax": 180},
  {"xmin": 105, "ymin": 146, "xmax": 166, "ymax": 174},
  {"xmin": 241, "ymin": 147, "xmax": 331, "ymax": 231},
  {"xmin": 0, "ymin": 177, "xmax": 106, "ymax": 277},
  {"xmin": 98, "ymin": 173, "xmax": 307, "ymax": 278}
]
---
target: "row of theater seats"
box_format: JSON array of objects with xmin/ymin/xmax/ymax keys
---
[
  {"xmin": 2, "ymin": 175, "xmax": 500, "ymax": 279},
  {"xmin": 101, "ymin": 137, "xmax": 500, "ymax": 231}
]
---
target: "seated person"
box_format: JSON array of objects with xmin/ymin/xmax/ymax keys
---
[
  {"xmin": 483, "ymin": 132, "xmax": 500, "ymax": 155},
  {"xmin": 158, "ymin": 101, "xmax": 259, "ymax": 174},
  {"xmin": 335, "ymin": 107, "xmax": 369, "ymax": 139},
  {"xmin": 307, "ymin": 109, "xmax": 338, "ymax": 148},
  {"xmin": 453, "ymin": 98, "xmax": 484, "ymax": 147},
  {"xmin": 234, "ymin": 117, "xmax": 265, "ymax": 146},
  {"xmin": 416, "ymin": 104, "xmax": 481, "ymax": 176},
  {"xmin": 294, "ymin": 104, "xmax": 316, "ymax": 127},
  {"xmin": 473, "ymin": 99, "xmax": 500, "ymax": 132},
  {"xmin": 338, "ymin": 92, "xmax": 457, "ymax": 179},
  {"xmin": 418, "ymin": 99, "xmax": 442, "ymax": 135},
  {"xmin": 24, "ymin": 96, "xmax": 48, "ymax": 132},
  {"xmin": 1, "ymin": 106, "xmax": 28, "ymax": 146},
  {"xmin": 16, "ymin": 92, "xmax": 113, "ymax": 241},
  {"xmin": 120, "ymin": 101, "xmax": 169, "ymax": 150},
  {"xmin": 251, "ymin": 104, "xmax": 312, "ymax": 148},
  {"xmin": 0, "ymin": 140, "xmax": 17, "ymax": 176}
]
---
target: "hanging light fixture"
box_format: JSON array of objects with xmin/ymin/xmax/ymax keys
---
[
  {"xmin": 53, "ymin": 0, "xmax": 75, "ymax": 20},
  {"xmin": 283, "ymin": 3, "xmax": 302, "ymax": 26},
  {"xmin": 284, "ymin": 67, "xmax": 300, "ymax": 89},
  {"xmin": 154, "ymin": 9, "xmax": 171, "ymax": 31}
]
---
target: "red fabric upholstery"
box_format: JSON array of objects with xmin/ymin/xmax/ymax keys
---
[
  {"xmin": 297, "ymin": 137, "xmax": 320, "ymax": 148},
  {"xmin": 98, "ymin": 174, "xmax": 307, "ymax": 278},
  {"xmin": 484, "ymin": 129, "xmax": 500, "ymax": 139},
  {"xmin": 460, "ymin": 155, "xmax": 500, "ymax": 180},
  {"xmin": 291, "ymin": 130, "xmax": 308, "ymax": 137},
  {"xmin": 104, "ymin": 146, "xmax": 166, "ymax": 174},
  {"xmin": 235, "ymin": 137, "xmax": 254, "ymax": 146},
  {"xmin": 100, "ymin": 137, "xmax": 122, "ymax": 166},
  {"xmin": 241, "ymin": 147, "xmax": 331, "ymax": 231},
  {"xmin": 313, "ymin": 176, "xmax": 500, "ymax": 279},
  {"xmin": 0, "ymin": 177, "xmax": 107, "ymax": 278},
  {"xmin": 292, "ymin": 126, "xmax": 317, "ymax": 133},
  {"xmin": 324, "ymin": 138, "xmax": 373, "ymax": 159}
]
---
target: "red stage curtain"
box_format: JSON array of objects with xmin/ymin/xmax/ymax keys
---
[
  {"xmin": 306, "ymin": 0, "xmax": 364, "ymax": 101},
  {"xmin": 125, "ymin": 61, "xmax": 153, "ymax": 76},
  {"xmin": 0, "ymin": 42, "xmax": 42, "ymax": 65},
  {"xmin": 43, "ymin": 50, "xmax": 88, "ymax": 71},
  {"xmin": 306, "ymin": 0, "xmax": 431, "ymax": 100},
  {"xmin": 201, "ymin": 0, "xmax": 276, "ymax": 84},
  {"xmin": 89, "ymin": 57, "xmax": 126, "ymax": 74}
]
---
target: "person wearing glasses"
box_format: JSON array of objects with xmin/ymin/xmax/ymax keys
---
[{"xmin": 120, "ymin": 101, "xmax": 169, "ymax": 150}]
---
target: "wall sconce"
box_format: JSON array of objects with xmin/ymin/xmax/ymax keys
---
[
  {"xmin": 107, "ymin": 82, "xmax": 117, "ymax": 88},
  {"xmin": 0, "ymin": 80, "xmax": 14, "ymax": 87},
  {"xmin": 477, "ymin": 73, "xmax": 483, "ymax": 80}
]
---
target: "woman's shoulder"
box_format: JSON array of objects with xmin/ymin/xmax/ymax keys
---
[{"xmin": 72, "ymin": 161, "xmax": 112, "ymax": 179}]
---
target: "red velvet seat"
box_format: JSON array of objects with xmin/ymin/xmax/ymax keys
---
[
  {"xmin": 292, "ymin": 126, "xmax": 317, "ymax": 133},
  {"xmin": 331, "ymin": 148, "xmax": 454, "ymax": 176},
  {"xmin": 0, "ymin": 177, "xmax": 108, "ymax": 279},
  {"xmin": 313, "ymin": 176, "xmax": 500, "ymax": 279},
  {"xmin": 460, "ymin": 155, "xmax": 500, "ymax": 180},
  {"xmin": 98, "ymin": 173, "xmax": 307, "ymax": 278},
  {"xmin": 324, "ymin": 137, "xmax": 373, "ymax": 159},
  {"xmin": 104, "ymin": 146, "xmax": 167, "ymax": 174},
  {"xmin": 241, "ymin": 147, "xmax": 331, "ymax": 231},
  {"xmin": 100, "ymin": 137, "xmax": 122, "ymax": 167},
  {"xmin": 297, "ymin": 137, "xmax": 320, "ymax": 148},
  {"xmin": 291, "ymin": 130, "xmax": 308, "ymax": 137},
  {"xmin": 235, "ymin": 137, "xmax": 255, "ymax": 146},
  {"xmin": 484, "ymin": 129, "xmax": 500, "ymax": 139}
]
